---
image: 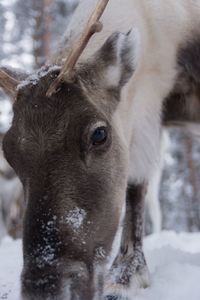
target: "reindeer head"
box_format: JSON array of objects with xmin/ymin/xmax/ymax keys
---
[{"xmin": 0, "ymin": 1, "xmax": 139, "ymax": 299}]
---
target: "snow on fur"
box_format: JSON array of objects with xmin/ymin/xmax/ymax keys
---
[
  {"xmin": 17, "ymin": 65, "xmax": 60, "ymax": 90},
  {"xmin": 61, "ymin": 207, "xmax": 87, "ymax": 230}
]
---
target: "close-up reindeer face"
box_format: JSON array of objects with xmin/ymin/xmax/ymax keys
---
[
  {"xmin": 1, "ymin": 28, "xmax": 137, "ymax": 299},
  {"xmin": 2, "ymin": 0, "xmax": 200, "ymax": 299}
]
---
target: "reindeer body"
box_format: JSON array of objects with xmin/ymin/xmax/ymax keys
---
[{"xmin": 1, "ymin": 1, "xmax": 200, "ymax": 299}]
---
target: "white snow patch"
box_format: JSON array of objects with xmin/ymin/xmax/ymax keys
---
[
  {"xmin": 144, "ymin": 230, "xmax": 200, "ymax": 254},
  {"xmin": 0, "ymin": 237, "xmax": 22, "ymax": 300},
  {"xmin": 62, "ymin": 207, "xmax": 87, "ymax": 230},
  {"xmin": 1, "ymin": 231, "xmax": 200, "ymax": 299}
]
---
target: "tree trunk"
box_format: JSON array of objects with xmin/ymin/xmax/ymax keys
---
[{"xmin": 32, "ymin": 0, "xmax": 52, "ymax": 68}]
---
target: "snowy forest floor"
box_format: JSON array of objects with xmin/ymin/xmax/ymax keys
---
[{"xmin": 0, "ymin": 231, "xmax": 200, "ymax": 300}]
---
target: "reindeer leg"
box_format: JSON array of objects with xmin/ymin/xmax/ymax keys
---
[{"xmin": 104, "ymin": 183, "xmax": 150, "ymax": 300}]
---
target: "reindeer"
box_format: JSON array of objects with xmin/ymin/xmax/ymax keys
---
[{"xmin": 0, "ymin": 0, "xmax": 200, "ymax": 299}]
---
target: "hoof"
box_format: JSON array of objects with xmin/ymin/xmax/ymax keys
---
[{"xmin": 104, "ymin": 267, "xmax": 150, "ymax": 300}]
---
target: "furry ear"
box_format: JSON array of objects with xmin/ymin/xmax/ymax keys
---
[
  {"xmin": 76, "ymin": 30, "xmax": 140, "ymax": 113},
  {"xmin": 97, "ymin": 30, "xmax": 140, "ymax": 88},
  {"xmin": 0, "ymin": 67, "xmax": 28, "ymax": 100}
]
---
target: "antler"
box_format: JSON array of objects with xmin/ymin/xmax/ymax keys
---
[
  {"xmin": 47, "ymin": 0, "xmax": 110, "ymax": 97},
  {"xmin": 0, "ymin": 69, "xmax": 19, "ymax": 98}
]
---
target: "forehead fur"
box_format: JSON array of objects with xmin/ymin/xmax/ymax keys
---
[
  {"xmin": 16, "ymin": 67, "xmax": 84, "ymax": 110},
  {"xmin": 9, "ymin": 66, "xmax": 114, "ymax": 157},
  {"xmin": 15, "ymin": 65, "xmax": 118, "ymax": 119}
]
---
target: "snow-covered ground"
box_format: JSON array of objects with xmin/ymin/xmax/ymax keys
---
[{"xmin": 0, "ymin": 231, "xmax": 200, "ymax": 300}]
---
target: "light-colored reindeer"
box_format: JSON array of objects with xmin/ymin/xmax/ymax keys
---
[{"xmin": 0, "ymin": 0, "xmax": 200, "ymax": 299}]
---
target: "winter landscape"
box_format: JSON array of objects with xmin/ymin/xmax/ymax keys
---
[{"xmin": 0, "ymin": 1, "xmax": 200, "ymax": 300}]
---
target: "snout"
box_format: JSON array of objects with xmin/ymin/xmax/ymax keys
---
[{"xmin": 21, "ymin": 261, "xmax": 102, "ymax": 300}]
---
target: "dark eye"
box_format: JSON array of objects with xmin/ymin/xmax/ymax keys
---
[{"xmin": 91, "ymin": 127, "xmax": 107, "ymax": 146}]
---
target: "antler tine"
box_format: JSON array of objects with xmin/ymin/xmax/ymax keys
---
[
  {"xmin": 47, "ymin": 0, "xmax": 110, "ymax": 97},
  {"xmin": 0, "ymin": 69, "xmax": 19, "ymax": 98}
]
